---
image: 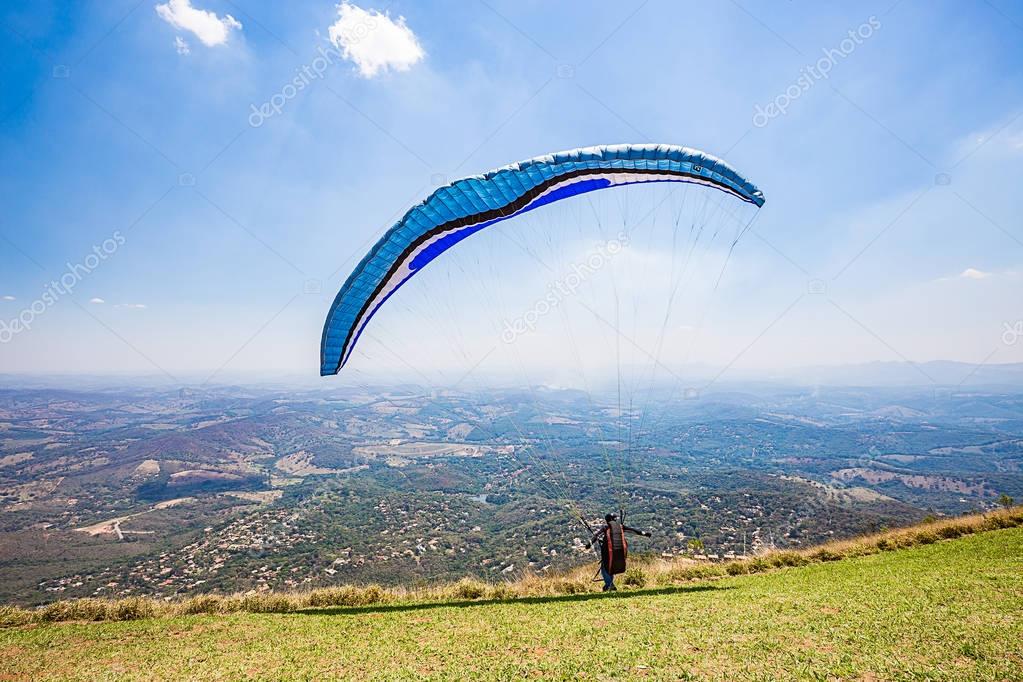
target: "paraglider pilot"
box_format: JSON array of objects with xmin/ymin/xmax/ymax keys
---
[{"xmin": 586, "ymin": 513, "xmax": 651, "ymax": 591}]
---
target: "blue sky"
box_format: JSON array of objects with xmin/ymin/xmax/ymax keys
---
[{"xmin": 0, "ymin": 1, "xmax": 1021, "ymax": 384}]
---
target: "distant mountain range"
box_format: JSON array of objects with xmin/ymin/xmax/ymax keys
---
[
  {"xmin": 2, "ymin": 361, "xmax": 1022, "ymax": 391},
  {"xmin": 768, "ymin": 361, "xmax": 1023, "ymax": 388}
]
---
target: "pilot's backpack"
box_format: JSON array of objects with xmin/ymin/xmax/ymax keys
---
[{"xmin": 604, "ymin": 520, "xmax": 628, "ymax": 575}]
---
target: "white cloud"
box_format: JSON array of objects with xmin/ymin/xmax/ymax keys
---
[
  {"xmin": 958, "ymin": 267, "xmax": 991, "ymax": 280},
  {"xmin": 155, "ymin": 0, "xmax": 241, "ymax": 47},
  {"xmin": 174, "ymin": 36, "xmax": 191, "ymax": 55},
  {"xmin": 1, "ymin": 295, "xmax": 14, "ymax": 301},
  {"xmin": 117, "ymin": 303, "xmax": 148, "ymax": 309},
  {"xmin": 328, "ymin": 2, "xmax": 424, "ymax": 78},
  {"xmin": 89, "ymin": 297, "xmax": 105, "ymax": 304},
  {"xmin": 934, "ymin": 267, "xmax": 1020, "ymax": 283},
  {"xmin": 934, "ymin": 267, "xmax": 994, "ymax": 282}
]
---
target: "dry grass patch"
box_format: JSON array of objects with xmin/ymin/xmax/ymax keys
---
[{"xmin": 4, "ymin": 506, "xmax": 1020, "ymax": 626}]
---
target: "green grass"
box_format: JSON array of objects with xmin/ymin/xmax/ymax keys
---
[{"xmin": 2, "ymin": 526, "xmax": 1021, "ymax": 681}]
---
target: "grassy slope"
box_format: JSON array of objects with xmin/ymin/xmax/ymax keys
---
[{"xmin": 2, "ymin": 527, "xmax": 1021, "ymax": 681}]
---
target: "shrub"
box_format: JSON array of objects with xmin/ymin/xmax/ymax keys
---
[
  {"xmin": 725, "ymin": 562, "xmax": 749, "ymax": 576},
  {"xmin": 652, "ymin": 571, "xmax": 673, "ymax": 587},
  {"xmin": 622, "ymin": 567, "xmax": 648, "ymax": 588},
  {"xmin": 358, "ymin": 585, "xmax": 386, "ymax": 605},
  {"xmin": 842, "ymin": 542, "xmax": 878, "ymax": 558},
  {"xmin": 305, "ymin": 585, "xmax": 388, "ymax": 609},
  {"xmin": 307, "ymin": 587, "xmax": 356, "ymax": 608},
  {"xmin": 810, "ymin": 548, "xmax": 842, "ymax": 562},
  {"xmin": 746, "ymin": 558, "xmax": 771, "ymax": 574},
  {"xmin": 549, "ymin": 579, "xmax": 589, "ymax": 595},
  {"xmin": 239, "ymin": 594, "xmax": 294, "ymax": 614},
  {"xmin": 179, "ymin": 594, "xmax": 225, "ymax": 615},
  {"xmin": 38, "ymin": 601, "xmax": 74, "ymax": 623},
  {"xmin": 0, "ymin": 605, "xmax": 34, "ymax": 627},
  {"xmin": 110, "ymin": 597, "xmax": 155, "ymax": 621},
  {"xmin": 485, "ymin": 583, "xmax": 514, "ymax": 601},
  {"xmin": 769, "ymin": 552, "xmax": 806, "ymax": 568},
  {"xmin": 452, "ymin": 579, "xmax": 488, "ymax": 600},
  {"xmin": 894, "ymin": 534, "xmax": 918, "ymax": 549},
  {"xmin": 40, "ymin": 599, "xmax": 110, "ymax": 622},
  {"xmin": 982, "ymin": 515, "xmax": 1011, "ymax": 531},
  {"xmin": 305, "ymin": 588, "xmax": 341, "ymax": 608},
  {"xmin": 663, "ymin": 567, "xmax": 692, "ymax": 583},
  {"xmin": 957, "ymin": 520, "xmax": 980, "ymax": 535}
]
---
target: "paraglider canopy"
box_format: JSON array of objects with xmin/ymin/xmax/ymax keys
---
[{"xmin": 320, "ymin": 144, "xmax": 765, "ymax": 376}]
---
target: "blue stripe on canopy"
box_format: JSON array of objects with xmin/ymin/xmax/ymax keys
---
[{"xmin": 321, "ymin": 144, "xmax": 765, "ymax": 376}]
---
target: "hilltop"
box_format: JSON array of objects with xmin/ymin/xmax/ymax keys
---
[
  {"xmin": 6, "ymin": 383, "xmax": 1023, "ymax": 605},
  {"xmin": 2, "ymin": 510, "xmax": 1021, "ymax": 680}
]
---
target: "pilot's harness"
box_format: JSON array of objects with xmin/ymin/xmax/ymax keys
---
[{"xmin": 586, "ymin": 508, "xmax": 628, "ymax": 581}]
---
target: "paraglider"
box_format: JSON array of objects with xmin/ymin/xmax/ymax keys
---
[
  {"xmin": 320, "ymin": 144, "xmax": 764, "ymax": 376},
  {"xmin": 320, "ymin": 143, "xmax": 765, "ymax": 585}
]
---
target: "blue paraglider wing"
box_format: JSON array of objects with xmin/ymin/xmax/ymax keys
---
[{"xmin": 320, "ymin": 144, "xmax": 765, "ymax": 375}]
